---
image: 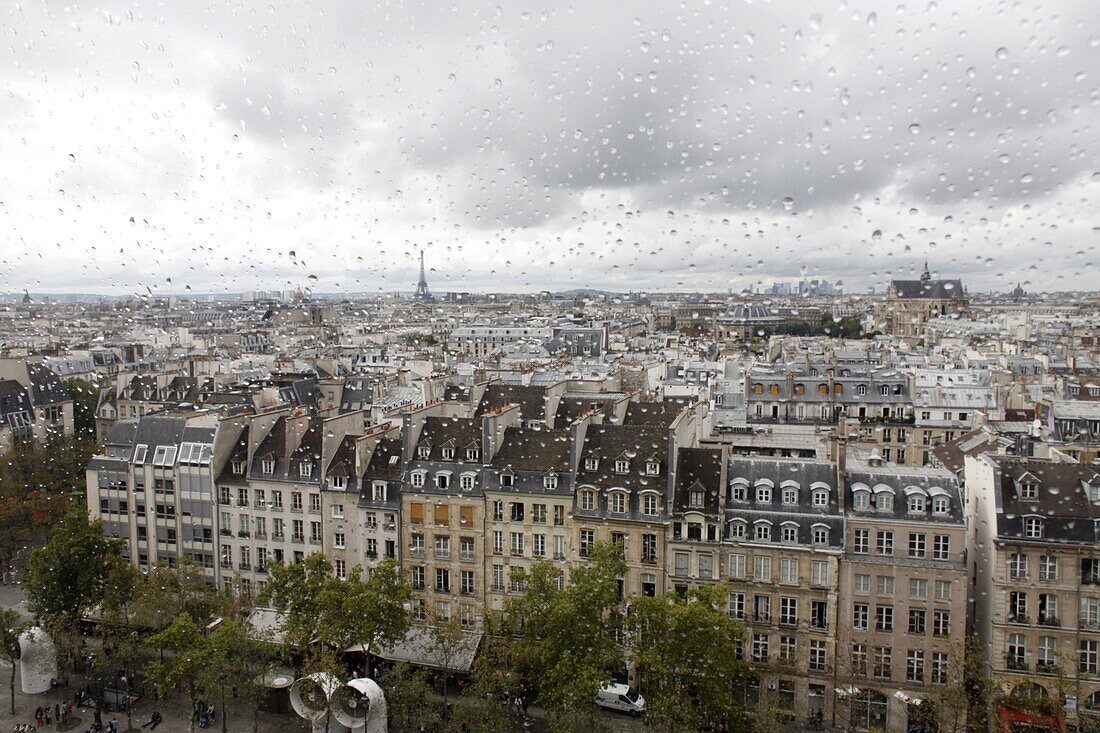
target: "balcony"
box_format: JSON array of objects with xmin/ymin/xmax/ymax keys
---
[
  {"xmin": 1006, "ymin": 656, "xmax": 1029, "ymax": 672},
  {"xmin": 1007, "ymin": 614, "xmax": 1029, "ymax": 625},
  {"xmin": 237, "ymin": 501, "xmax": 248, "ymax": 508},
  {"xmin": 219, "ymin": 498, "xmax": 231, "ymax": 506},
  {"xmin": 253, "ymin": 502, "xmax": 266, "ymax": 510},
  {"xmin": 434, "ymin": 551, "xmax": 451, "ymax": 561},
  {"xmin": 309, "ymin": 536, "xmax": 322, "ymax": 545},
  {"xmin": 753, "ymin": 613, "xmax": 771, "ymax": 624},
  {"xmin": 460, "ymin": 551, "xmax": 476, "ymax": 562},
  {"xmin": 1083, "ymin": 574, "xmax": 1100, "ymax": 586},
  {"xmin": 272, "ymin": 533, "xmax": 285, "ymax": 541},
  {"xmin": 238, "ymin": 563, "xmax": 251, "ymax": 571},
  {"xmin": 409, "ymin": 547, "xmax": 425, "ymax": 558},
  {"xmin": 1038, "ymin": 615, "xmax": 1060, "ymax": 627},
  {"xmin": 220, "ymin": 528, "xmax": 233, "ymax": 537},
  {"xmin": 811, "ymin": 619, "xmax": 829, "ymax": 631},
  {"xmin": 220, "ymin": 561, "xmax": 232, "ymax": 570},
  {"xmin": 1080, "ymin": 619, "xmax": 1099, "ymax": 630},
  {"xmin": 291, "ymin": 535, "xmax": 304, "ymax": 544},
  {"xmin": 237, "ymin": 531, "xmax": 250, "ymax": 538},
  {"xmin": 642, "ymin": 555, "xmax": 659, "ymax": 566},
  {"xmin": 779, "ymin": 617, "xmax": 798, "ymax": 629},
  {"xmin": 1036, "ymin": 660, "xmax": 1057, "ymax": 674},
  {"xmin": 254, "ymin": 531, "xmax": 267, "ymax": 540}
]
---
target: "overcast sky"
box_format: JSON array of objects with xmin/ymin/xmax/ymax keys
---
[{"xmin": 1, "ymin": 0, "xmax": 1097, "ymax": 296}]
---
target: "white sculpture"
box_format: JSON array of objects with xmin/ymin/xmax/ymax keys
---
[
  {"xmin": 18, "ymin": 627, "xmax": 57, "ymax": 694},
  {"xmin": 290, "ymin": 672, "xmax": 386, "ymax": 733}
]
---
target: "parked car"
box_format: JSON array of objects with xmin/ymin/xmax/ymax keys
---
[{"xmin": 595, "ymin": 682, "xmax": 645, "ymax": 716}]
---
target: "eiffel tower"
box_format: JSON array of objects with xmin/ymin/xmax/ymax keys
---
[{"xmin": 414, "ymin": 249, "xmax": 432, "ymax": 301}]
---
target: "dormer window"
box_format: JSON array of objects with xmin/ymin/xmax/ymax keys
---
[
  {"xmin": 853, "ymin": 491, "xmax": 870, "ymax": 510},
  {"xmin": 261, "ymin": 459, "xmax": 275, "ymax": 475},
  {"xmin": 812, "ymin": 489, "xmax": 829, "ymax": 508},
  {"xmin": 466, "ymin": 448, "xmax": 479, "ymax": 461},
  {"xmin": 231, "ymin": 460, "xmax": 245, "ymax": 475},
  {"xmin": 441, "ymin": 448, "xmax": 455, "ymax": 460},
  {"xmin": 907, "ymin": 496, "xmax": 926, "ymax": 514},
  {"xmin": 330, "ymin": 476, "xmax": 346, "ymax": 490},
  {"xmin": 580, "ymin": 489, "xmax": 597, "ymax": 511},
  {"xmin": 689, "ymin": 490, "xmax": 704, "ymax": 508},
  {"xmin": 932, "ymin": 496, "xmax": 949, "ymax": 515},
  {"xmin": 500, "ymin": 473, "xmax": 514, "ymax": 488},
  {"xmin": 411, "ymin": 471, "xmax": 425, "ymax": 488},
  {"xmin": 544, "ymin": 475, "xmax": 558, "ymax": 490},
  {"xmin": 781, "ymin": 524, "xmax": 797, "ymax": 543},
  {"xmin": 646, "ymin": 460, "xmax": 660, "ymax": 476},
  {"xmin": 782, "ymin": 487, "xmax": 798, "ymax": 506},
  {"xmin": 615, "ymin": 459, "xmax": 629, "ymax": 474},
  {"xmin": 857, "ymin": 384, "xmax": 867, "ymax": 396},
  {"xmin": 755, "ymin": 523, "xmax": 771, "ymax": 542},
  {"xmin": 877, "ymin": 493, "xmax": 894, "ymax": 512},
  {"xmin": 133, "ymin": 444, "xmax": 149, "ymax": 464},
  {"xmin": 436, "ymin": 473, "xmax": 450, "ymax": 489},
  {"xmin": 731, "ymin": 483, "xmax": 748, "ymax": 502},
  {"xmin": 880, "ymin": 385, "xmax": 890, "ymax": 396},
  {"xmin": 1024, "ymin": 517, "xmax": 1044, "ymax": 539},
  {"xmin": 372, "ymin": 481, "xmax": 387, "ymax": 501},
  {"xmin": 1021, "ymin": 481, "xmax": 1039, "ymax": 500},
  {"xmin": 417, "ymin": 446, "xmax": 431, "ymax": 459},
  {"xmin": 812, "ymin": 526, "xmax": 829, "ymax": 546},
  {"xmin": 585, "ymin": 458, "xmax": 599, "ymax": 471},
  {"xmin": 756, "ymin": 486, "xmax": 772, "ymax": 503},
  {"xmin": 299, "ymin": 462, "xmax": 313, "ymax": 478},
  {"xmin": 642, "ymin": 494, "xmax": 658, "ymax": 516},
  {"xmin": 610, "ymin": 492, "xmax": 627, "ymax": 514},
  {"xmin": 729, "ymin": 520, "xmax": 746, "ymax": 539}
]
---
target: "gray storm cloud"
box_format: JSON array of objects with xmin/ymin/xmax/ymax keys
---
[{"xmin": 0, "ymin": 0, "xmax": 1096, "ymax": 295}]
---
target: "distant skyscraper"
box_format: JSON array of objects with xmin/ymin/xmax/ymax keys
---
[{"xmin": 415, "ymin": 249, "xmax": 432, "ymax": 302}]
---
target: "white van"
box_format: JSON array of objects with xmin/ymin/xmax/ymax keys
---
[{"xmin": 595, "ymin": 682, "xmax": 645, "ymax": 716}]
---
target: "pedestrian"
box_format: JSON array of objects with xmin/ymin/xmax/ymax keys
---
[{"xmin": 109, "ymin": 717, "xmax": 119, "ymax": 733}]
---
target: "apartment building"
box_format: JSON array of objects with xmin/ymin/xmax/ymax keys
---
[
  {"xmin": 666, "ymin": 446, "xmax": 727, "ymax": 597},
  {"xmin": 354, "ymin": 433, "xmax": 403, "ymax": 569},
  {"xmin": 86, "ymin": 412, "xmax": 219, "ymax": 576},
  {"xmin": 722, "ymin": 457, "xmax": 844, "ymax": 726},
  {"xmin": 837, "ymin": 459, "xmax": 968, "ymax": 732},
  {"xmin": 483, "ymin": 426, "xmax": 573, "ymax": 611},
  {"xmin": 968, "ymin": 455, "xmax": 1100, "ymax": 731}
]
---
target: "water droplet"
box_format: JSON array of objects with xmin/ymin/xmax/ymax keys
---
[
  {"xmin": 995, "ymin": 47, "xmax": 1008, "ymax": 60},
  {"xmin": 782, "ymin": 197, "xmax": 794, "ymax": 211},
  {"xmin": 909, "ymin": 123, "xmax": 921, "ymax": 135},
  {"xmin": 872, "ymin": 230, "xmax": 883, "ymax": 241}
]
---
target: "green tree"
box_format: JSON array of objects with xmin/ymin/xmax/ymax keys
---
[
  {"xmin": 24, "ymin": 510, "xmax": 123, "ymax": 678},
  {"xmin": 426, "ymin": 609, "xmax": 466, "ymax": 708},
  {"xmin": 506, "ymin": 541, "xmax": 626, "ymax": 731},
  {"xmin": 630, "ymin": 585, "xmax": 749, "ymax": 732},
  {"xmin": 62, "ymin": 376, "xmax": 101, "ymax": 441},
  {"xmin": 1, "ymin": 608, "xmax": 30, "ymax": 715},
  {"xmin": 381, "ymin": 662, "xmax": 442, "ymax": 733},
  {"xmin": 147, "ymin": 614, "xmax": 206, "ymax": 733},
  {"xmin": 131, "ymin": 559, "xmax": 220, "ymax": 631}
]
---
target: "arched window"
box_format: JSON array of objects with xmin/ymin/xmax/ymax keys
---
[
  {"xmin": 769, "ymin": 384, "xmax": 779, "ymax": 395},
  {"xmin": 812, "ymin": 488, "xmax": 829, "ymax": 508},
  {"xmin": 853, "ymin": 490, "xmax": 870, "ymax": 510},
  {"xmin": 756, "ymin": 485, "xmax": 772, "ymax": 503},
  {"xmin": 857, "ymin": 384, "xmax": 867, "ymax": 396},
  {"xmin": 851, "ymin": 690, "xmax": 889, "ymax": 730},
  {"xmin": 754, "ymin": 522, "xmax": 771, "ymax": 542},
  {"xmin": 753, "ymin": 383, "xmax": 763, "ymax": 394},
  {"xmin": 730, "ymin": 480, "xmax": 749, "ymax": 502},
  {"xmin": 729, "ymin": 520, "xmax": 747, "ymax": 539},
  {"xmin": 932, "ymin": 495, "xmax": 949, "ymax": 515},
  {"xmin": 781, "ymin": 523, "xmax": 798, "ymax": 543},
  {"xmin": 877, "ymin": 493, "xmax": 894, "ymax": 512},
  {"xmin": 908, "ymin": 495, "xmax": 926, "ymax": 514},
  {"xmin": 782, "ymin": 487, "xmax": 798, "ymax": 505},
  {"xmin": 580, "ymin": 489, "xmax": 597, "ymax": 511},
  {"xmin": 834, "ymin": 384, "xmax": 843, "ymax": 395}
]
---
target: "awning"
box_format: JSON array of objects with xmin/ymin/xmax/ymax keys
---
[{"xmin": 347, "ymin": 627, "xmax": 483, "ymax": 673}]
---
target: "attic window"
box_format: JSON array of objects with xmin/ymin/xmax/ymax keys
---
[
  {"xmin": 388, "ymin": 455, "xmax": 400, "ymax": 466},
  {"xmin": 261, "ymin": 459, "xmax": 275, "ymax": 475},
  {"xmin": 231, "ymin": 460, "xmax": 245, "ymax": 475},
  {"xmin": 152, "ymin": 445, "xmax": 177, "ymax": 467},
  {"xmin": 417, "ymin": 446, "xmax": 430, "ymax": 459},
  {"xmin": 544, "ymin": 475, "xmax": 558, "ymax": 490},
  {"xmin": 133, "ymin": 444, "xmax": 149, "ymax": 464},
  {"xmin": 645, "ymin": 460, "xmax": 659, "ymax": 476},
  {"xmin": 466, "ymin": 448, "xmax": 480, "ymax": 461},
  {"xmin": 1024, "ymin": 517, "xmax": 1044, "ymax": 539},
  {"xmin": 880, "ymin": 385, "xmax": 890, "ymax": 396},
  {"xmin": 372, "ymin": 482, "xmax": 387, "ymax": 501},
  {"xmin": 1021, "ymin": 481, "xmax": 1039, "ymax": 500},
  {"xmin": 501, "ymin": 473, "xmax": 514, "ymax": 488},
  {"xmin": 441, "ymin": 448, "xmax": 455, "ymax": 460},
  {"xmin": 689, "ymin": 490, "xmax": 704, "ymax": 508},
  {"xmin": 932, "ymin": 496, "xmax": 949, "ymax": 515},
  {"xmin": 330, "ymin": 476, "xmax": 346, "ymax": 490},
  {"xmin": 299, "ymin": 463, "xmax": 313, "ymax": 479},
  {"xmin": 585, "ymin": 458, "xmax": 598, "ymax": 471},
  {"xmin": 615, "ymin": 459, "xmax": 629, "ymax": 474}
]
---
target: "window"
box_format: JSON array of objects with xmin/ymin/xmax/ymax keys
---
[
  {"xmin": 754, "ymin": 555, "xmax": 772, "ymax": 582},
  {"xmin": 543, "ymin": 474, "xmax": 558, "ymax": 490},
  {"xmin": 854, "ymin": 603, "xmax": 869, "ymax": 630},
  {"xmin": 261, "ymin": 459, "xmax": 275, "ymax": 474},
  {"xmin": 509, "ymin": 502, "xmax": 524, "ymax": 522},
  {"xmin": 812, "ymin": 526, "xmax": 829, "ymax": 545},
  {"xmin": 877, "ymin": 493, "xmax": 893, "ymax": 511},
  {"xmin": 674, "ymin": 552, "xmax": 689, "ymax": 577},
  {"xmin": 909, "ymin": 607, "xmax": 927, "ymax": 635},
  {"xmin": 781, "ymin": 524, "xmax": 797, "ymax": 543},
  {"xmin": 271, "ymin": 491, "xmax": 283, "ymax": 509},
  {"xmin": 492, "ymin": 531, "xmax": 503, "ymax": 554},
  {"xmin": 853, "ymin": 491, "xmax": 870, "ymax": 510},
  {"xmin": 434, "ymin": 535, "xmax": 450, "ymax": 559},
  {"xmin": 435, "ymin": 568, "xmax": 450, "ymax": 593},
  {"xmin": 500, "ymin": 473, "xmax": 514, "ymax": 487},
  {"xmin": 728, "ymin": 553, "xmax": 746, "ymax": 580},
  {"xmin": 779, "ymin": 635, "xmax": 796, "ymax": 662},
  {"xmin": 642, "ymin": 494, "xmax": 658, "ymax": 516},
  {"xmin": 646, "ymin": 460, "xmax": 659, "ymax": 475},
  {"xmin": 411, "ymin": 471, "xmax": 425, "ymax": 488},
  {"xmin": 417, "ymin": 446, "xmax": 430, "ymax": 459},
  {"xmin": 811, "ymin": 561, "xmax": 828, "ymax": 586},
  {"xmin": 1009, "ymin": 553, "xmax": 1028, "ymax": 579},
  {"xmin": 781, "ymin": 487, "xmax": 797, "ymax": 505},
  {"xmin": 876, "ymin": 530, "xmax": 894, "ymax": 556},
  {"xmin": 689, "ymin": 489, "xmax": 704, "ymax": 507},
  {"xmin": 1039, "ymin": 555, "xmax": 1058, "ymax": 581},
  {"xmin": 441, "ymin": 447, "xmax": 455, "ymax": 460},
  {"xmin": 935, "ymin": 580, "xmax": 952, "ymax": 601},
  {"xmin": 531, "ymin": 503, "xmax": 546, "ymax": 523},
  {"xmin": 754, "ymin": 523, "xmax": 771, "ymax": 542},
  {"xmin": 752, "ymin": 634, "xmax": 769, "ymax": 663},
  {"xmin": 852, "ymin": 644, "xmax": 868, "ymax": 676},
  {"xmin": 436, "ymin": 473, "xmax": 450, "ymax": 489},
  {"xmin": 873, "ymin": 647, "xmax": 892, "ymax": 679},
  {"xmin": 908, "ymin": 532, "xmax": 926, "ymax": 559},
  {"xmin": 1009, "ymin": 591, "xmax": 1028, "ymax": 622},
  {"xmin": 580, "ymin": 529, "xmax": 594, "ymax": 557},
  {"xmin": 466, "ymin": 448, "xmax": 479, "ymax": 461},
  {"xmin": 331, "ymin": 503, "xmax": 344, "ymax": 518},
  {"xmin": 610, "ymin": 492, "xmax": 626, "ymax": 514},
  {"xmin": 929, "ymin": 609, "xmax": 949, "ymax": 638},
  {"xmin": 698, "ymin": 553, "xmax": 714, "ymax": 579},
  {"xmin": 907, "ymin": 495, "xmax": 925, "ymax": 514},
  {"xmin": 910, "ymin": 578, "xmax": 927, "ymax": 598},
  {"xmin": 553, "ymin": 505, "xmax": 564, "ymax": 525},
  {"xmin": 780, "ymin": 557, "xmax": 797, "ymax": 584},
  {"xmin": 580, "ymin": 490, "xmax": 596, "ymax": 511},
  {"xmin": 932, "ymin": 496, "xmax": 949, "ymax": 515},
  {"xmin": 877, "ymin": 576, "xmax": 895, "ymax": 596},
  {"xmin": 333, "ymin": 531, "xmax": 345, "ymax": 549},
  {"xmin": 1024, "ymin": 517, "xmax": 1043, "ymax": 538},
  {"xmin": 756, "ymin": 486, "xmax": 772, "ymax": 503},
  {"xmin": 491, "ymin": 565, "xmax": 504, "ymax": 593},
  {"xmin": 730, "ymin": 483, "xmax": 747, "ymax": 502},
  {"xmin": 812, "ymin": 489, "xmax": 828, "ymax": 507},
  {"xmin": 729, "ymin": 520, "xmax": 746, "ymax": 540},
  {"xmin": 875, "ymin": 605, "xmax": 894, "ymax": 632},
  {"xmin": 510, "ymin": 532, "xmax": 524, "ymax": 555},
  {"xmin": 299, "ymin": 462, "xmax": 313, "ymax": 478},
  {"xmin": 614, "ymin": 459, "xmax": 629, "ymax": 474},
  {"xmin": 809, "ymin": 640, "xmax": 826, "ymax": 672},
  {"xmin": 642, "ymin": 533, "xmax": 657, "ymax": 564},
  {"xmin": 907, "ymin": 650, "xmax": 925, "ymax": 683},
  {"xmin": 584, "ymin": 458, "xmax": 598, "ymax": 471},
  {"xmin": 854, "ymin": 529, "xmax": 870, "ymax": 554},
  {"xmin": 1021, "ymin": 480, "xmax": 1039, "ymax": 500},
  {"xmin": 728, "ymin": 592, "xmax": 745, "ymax": 620},
  {"xmin": 460, "ymin": 570, "xmax": 474, "ymax": 595},
  {"xmin": 1081, "ymin": 640, "xmax": 1099, "ymax": 674},
  {"xmin": 855, "ymin": 573, "xmax": 870, "ymax": 594},
  {"xmin": 933, "ymin": 534, "xmax": 950, "ymax": 560}
]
